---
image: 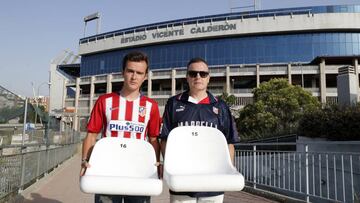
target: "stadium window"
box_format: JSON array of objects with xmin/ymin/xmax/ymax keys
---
[{"xmin": 100, "ymin": 60, "xmax": 105, "ymax": 71}]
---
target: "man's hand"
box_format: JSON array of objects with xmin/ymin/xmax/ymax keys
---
[
  {"xmin": 157, "ymin": 164, "xmax": 163, "ymax": 179},
  {"xmin": 80, "ymin": 159, "xmax": 91, "ymax": 177},
  {"xmin": 81, "ymin": 132, "xmax": 97, "ymax": 176}
]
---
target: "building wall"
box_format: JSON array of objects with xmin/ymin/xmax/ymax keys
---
[
  {"xmin": 59, "ymin": 5, "xmax": 360, "ymax": 129},
  {"xmin": 80, "ymin": 32, "xmax": 360, "ymax": 76},
  {"xmin": 79, "ymin": 9, "xmax": 360, "ymax": 55}
]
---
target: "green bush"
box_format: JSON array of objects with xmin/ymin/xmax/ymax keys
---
[{"xmin": 298, "ymin": 104, "xmax": 360, "ymax": 140}]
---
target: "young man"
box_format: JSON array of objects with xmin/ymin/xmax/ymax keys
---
[
  {"xmin": 160, "ymin": 57, "xmax": 239, "ymax": 203},
  {"xmin": 80, "ymin": 51, "xmax": 162, "ymax": 203}
]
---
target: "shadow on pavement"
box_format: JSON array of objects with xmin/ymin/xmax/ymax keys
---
[{"xmin": 13, "ymin": 193, "xmax": 62, "ymax": 203}]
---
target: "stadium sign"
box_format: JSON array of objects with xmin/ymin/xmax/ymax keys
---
[
  {"xmin": 190, "ymin": 24, "xmax": 236, "ymax": 34},
  {"xmin": 119, "ymin": 23, "xmax": 237, "ymax": 44}
]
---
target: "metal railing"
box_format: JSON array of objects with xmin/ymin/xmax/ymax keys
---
[
  {"xmin": 232, "ymin": 88, "xmax": 253, "ymax": 94},
  {"xmin": 95, "ymin": 75, "xmax": 107, "ymax": 81},
  {"xmin": 234, "ymin": 141, "xmax": 360, "ymax": 203},
  {"xmin": 0, "ymin": 143, "xmax": 79, "ymax": 201}
]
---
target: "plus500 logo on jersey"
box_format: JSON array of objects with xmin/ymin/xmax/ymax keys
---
[{"xmin": 108, "ymin": 120, "xmax": 145, "ymax": 133}]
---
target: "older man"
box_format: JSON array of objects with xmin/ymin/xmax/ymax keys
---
[{"xmin": 160, "ymin": 57, "xmax": 239, "ymax": 203}]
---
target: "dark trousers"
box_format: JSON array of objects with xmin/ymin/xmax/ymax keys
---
[{"xmin": 95, "ymin": 194, "xmax": 150, "ymax": 203}]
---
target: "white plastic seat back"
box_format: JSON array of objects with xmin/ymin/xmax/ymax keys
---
[
  {"xmin": 80, "ymin": 137, "xmax": 162, "ymax": 196},
  {"xmin": 164, "ymin": 126, "xmax": 244, "ymax": 192}
]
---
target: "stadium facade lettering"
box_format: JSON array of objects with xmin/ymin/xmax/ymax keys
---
[
  {"xmin": 190, "ymin": 23, "xmax": 236, "ymax": 34},
  {"xmin": 120, "ymin": 23, "xmax": 237, "ymax": 44}
]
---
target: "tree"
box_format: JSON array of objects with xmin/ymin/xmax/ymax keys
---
[
  {"xmin": 237, "ymin": 78, "xmax": 320, "ymax": 140},
  {"xmin": 217, "ymin": 93, "xmax": 236, "ymax": 107}
]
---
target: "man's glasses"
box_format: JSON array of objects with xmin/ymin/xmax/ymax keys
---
[{"xmin": 187, "ymin": 71, "xmax": 209, "ymax": 78}]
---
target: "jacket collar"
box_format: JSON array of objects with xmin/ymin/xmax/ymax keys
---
[{"xmin": 176, "ymin": 90, "xmax": 218, "ymax": 104}]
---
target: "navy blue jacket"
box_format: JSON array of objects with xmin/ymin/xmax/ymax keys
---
[{"xmin": 160, "ymin": 91, "xmax": 239, "ymax": 198}]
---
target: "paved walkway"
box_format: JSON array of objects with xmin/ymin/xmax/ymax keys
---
[{"xmin": 13, "ymin": 154, "xmax": 278, "ymax": 203}]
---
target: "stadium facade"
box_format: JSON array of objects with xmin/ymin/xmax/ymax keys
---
[{"xmin": 49, "ymin": 5, "xmax": 360, "ymax": 130}]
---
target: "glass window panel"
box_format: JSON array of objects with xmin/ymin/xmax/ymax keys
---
[
  {"xmin": 333, "ymin": 43, "xmax": 340, "ymax": 56},
  {"xmin": 346, "ymin": 33, "xmax": 352, "ymax": 43},
  {"xmin": 352, "ymin": 33, "xmax": 359, "ymax": 42},
  {"xmin": 320, "ymin": 34, "xmax": 326, "ymax": 43},
  {"xmin": 312, "ymin": 34, "xmax": 320, "ymax": 43},
  {"xmin": 339, "ymin": 43, "xmax": 346, "ymax": 55},
  {"xmin": 339, "ymin": 34, "xmax": 346, "ymax": 43},
  {"xmin": 325, "ymin": 33, "xmax": 332, "ymax": 42},
  {"xmin": 313, "ymin": 43, "xmax": 320, "ymax": 58},
  {"xmin": 346, "ymin": 43, "xmax": 353, "ymax": 55},
  {"xmin": 355, "ymin": 5, "xmax": 360, "ymax": 12},
  {"xmin": 353, "ymin": 43, "xmax": 359, "ymax": 55}
]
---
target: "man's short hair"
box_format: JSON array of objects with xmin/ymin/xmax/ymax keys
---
[
  {"xmin": 186, "ymin": 57, "xmax": 208, "ymax": 70},
  {"xmin": 122, "ymin": 51, "xmax": 149, "ymax": 72}
]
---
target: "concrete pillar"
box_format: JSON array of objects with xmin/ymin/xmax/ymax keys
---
[
  {"xmin": 320, "ymin": 59, "xmax": 326, "ymax": 104},
  {"xmin": 171, "ymin": 69, "xmax": 176, "ymax": 96},
  {"xmin": 256, "ymin": 64, "xmax": 260, "ymax": 88},
  {"xmin": 106, "ymin": 75, "xmax": 112, "ymax": 93},
  {"xmin": 287, "ymin": 64, "xmax": 292, "ymax": 84},
  {"xmin": 148, "ymin": 71, "xmax": 152, "ymax": 97},
  {"xmin": 89, "ymin": 76, "xmax": 95, "ymax": 113},
  {"xmin": 74, "ymin": 78, "xmax": 80, "ymax": 130},
  {"xmin": 353, "ymin": 58, "xmax": 359, "ymax": 101},
  {"xmin": 337, "ymin": 66, "xmax": 358, "ymax": 106},
  {"xmin": 226, "ymin": 66, "xmax": 230, "ymax": 94},
  {"xmin": 62, "ymin": 80, "xmax": 67, "ymax": 109}
]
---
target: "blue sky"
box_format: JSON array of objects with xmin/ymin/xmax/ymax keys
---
[{"xmin": 1, "ymin": 0, "xmax": 359, "ymax": 97}]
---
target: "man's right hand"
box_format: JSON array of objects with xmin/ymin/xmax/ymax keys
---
[{"xmin": 80, "ymin": 160, "xmax": 91, "ymax": 177}]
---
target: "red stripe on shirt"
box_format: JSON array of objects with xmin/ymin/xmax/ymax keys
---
[
  {"xmin": 123, "ymin": 100, "xmax": 133, "ymax": 138},
  {"xmin": 137, "ymin": 98, "xmax": 146, "ymax": 139},
  {"xmin": 111, "ymin": 96, "xmax": 119, "ymax": 137}
]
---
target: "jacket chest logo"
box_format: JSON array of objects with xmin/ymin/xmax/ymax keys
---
[
  {"xmin": 213, "ymin": 107, "xmax": 219, "ymax": 115},
  {"xmin": 176, "ymin": 105, "xmax": 186, "ymax": 112},
  {"xmin": 139, "ymin": 106, "xmax": 146, "ymax": 117}
]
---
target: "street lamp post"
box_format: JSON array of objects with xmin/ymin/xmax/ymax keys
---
[
  {"xmin": 32, "ymin": 82, "xmax": 51, "ymax": 125},
  {"xmin": 37, "ymin": 82, "xmax": 50, "ymax": 98}
]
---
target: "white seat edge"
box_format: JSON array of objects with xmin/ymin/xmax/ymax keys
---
[{"xmin": 80, "ymin": 176, "xmax": 163, "ymax": 196}]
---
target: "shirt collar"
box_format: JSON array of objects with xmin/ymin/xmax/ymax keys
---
[{"xmin": 177, "ymin": 90, "xmax": 218, "ymax": 104}]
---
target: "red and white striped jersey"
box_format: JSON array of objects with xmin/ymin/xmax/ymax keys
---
[{"xmin": 87, "ymin": 92, "xmax": 161, "ymax": 140}]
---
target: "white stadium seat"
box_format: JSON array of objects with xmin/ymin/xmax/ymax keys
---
[
  {"xmin": 163, "ymin": 126, "xmax": 244, "ymax": 192},
  {"xmin": 80, "ymin": 137, "xmax": 162, "ymax": 196}
]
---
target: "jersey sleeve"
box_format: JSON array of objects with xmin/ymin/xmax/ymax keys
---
[
  {"xmin": 159, "ymin": 98, "xmax": 174, "ymax": 140},
  {"xmin": 146, "ymin": 102, "xmax": 161, "ymax": 137},
  {"xmin": 222, "ymin": 102, "xmax": 240, "ymax": 144},
  {"xmin": 87, "ymin": 96, "xmax": 105, "ymax": 133}
]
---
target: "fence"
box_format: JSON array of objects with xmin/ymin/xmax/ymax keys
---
[
  {"xmin": 0, "ymin": 130, "xmax": 80, "ymax": 201},
  {"xmin": 234, "ymin": 141, "xmax": 360, "ymax": 203}
]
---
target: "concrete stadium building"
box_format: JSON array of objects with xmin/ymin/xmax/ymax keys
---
[{"xmin": 49, "ymin": 4, "xmax": 360, "ymax": 130}]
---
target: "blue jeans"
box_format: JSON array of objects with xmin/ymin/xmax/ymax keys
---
[{"xmin": 95, "ymin": 194, "xmax": 150, "ymax": 203}]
